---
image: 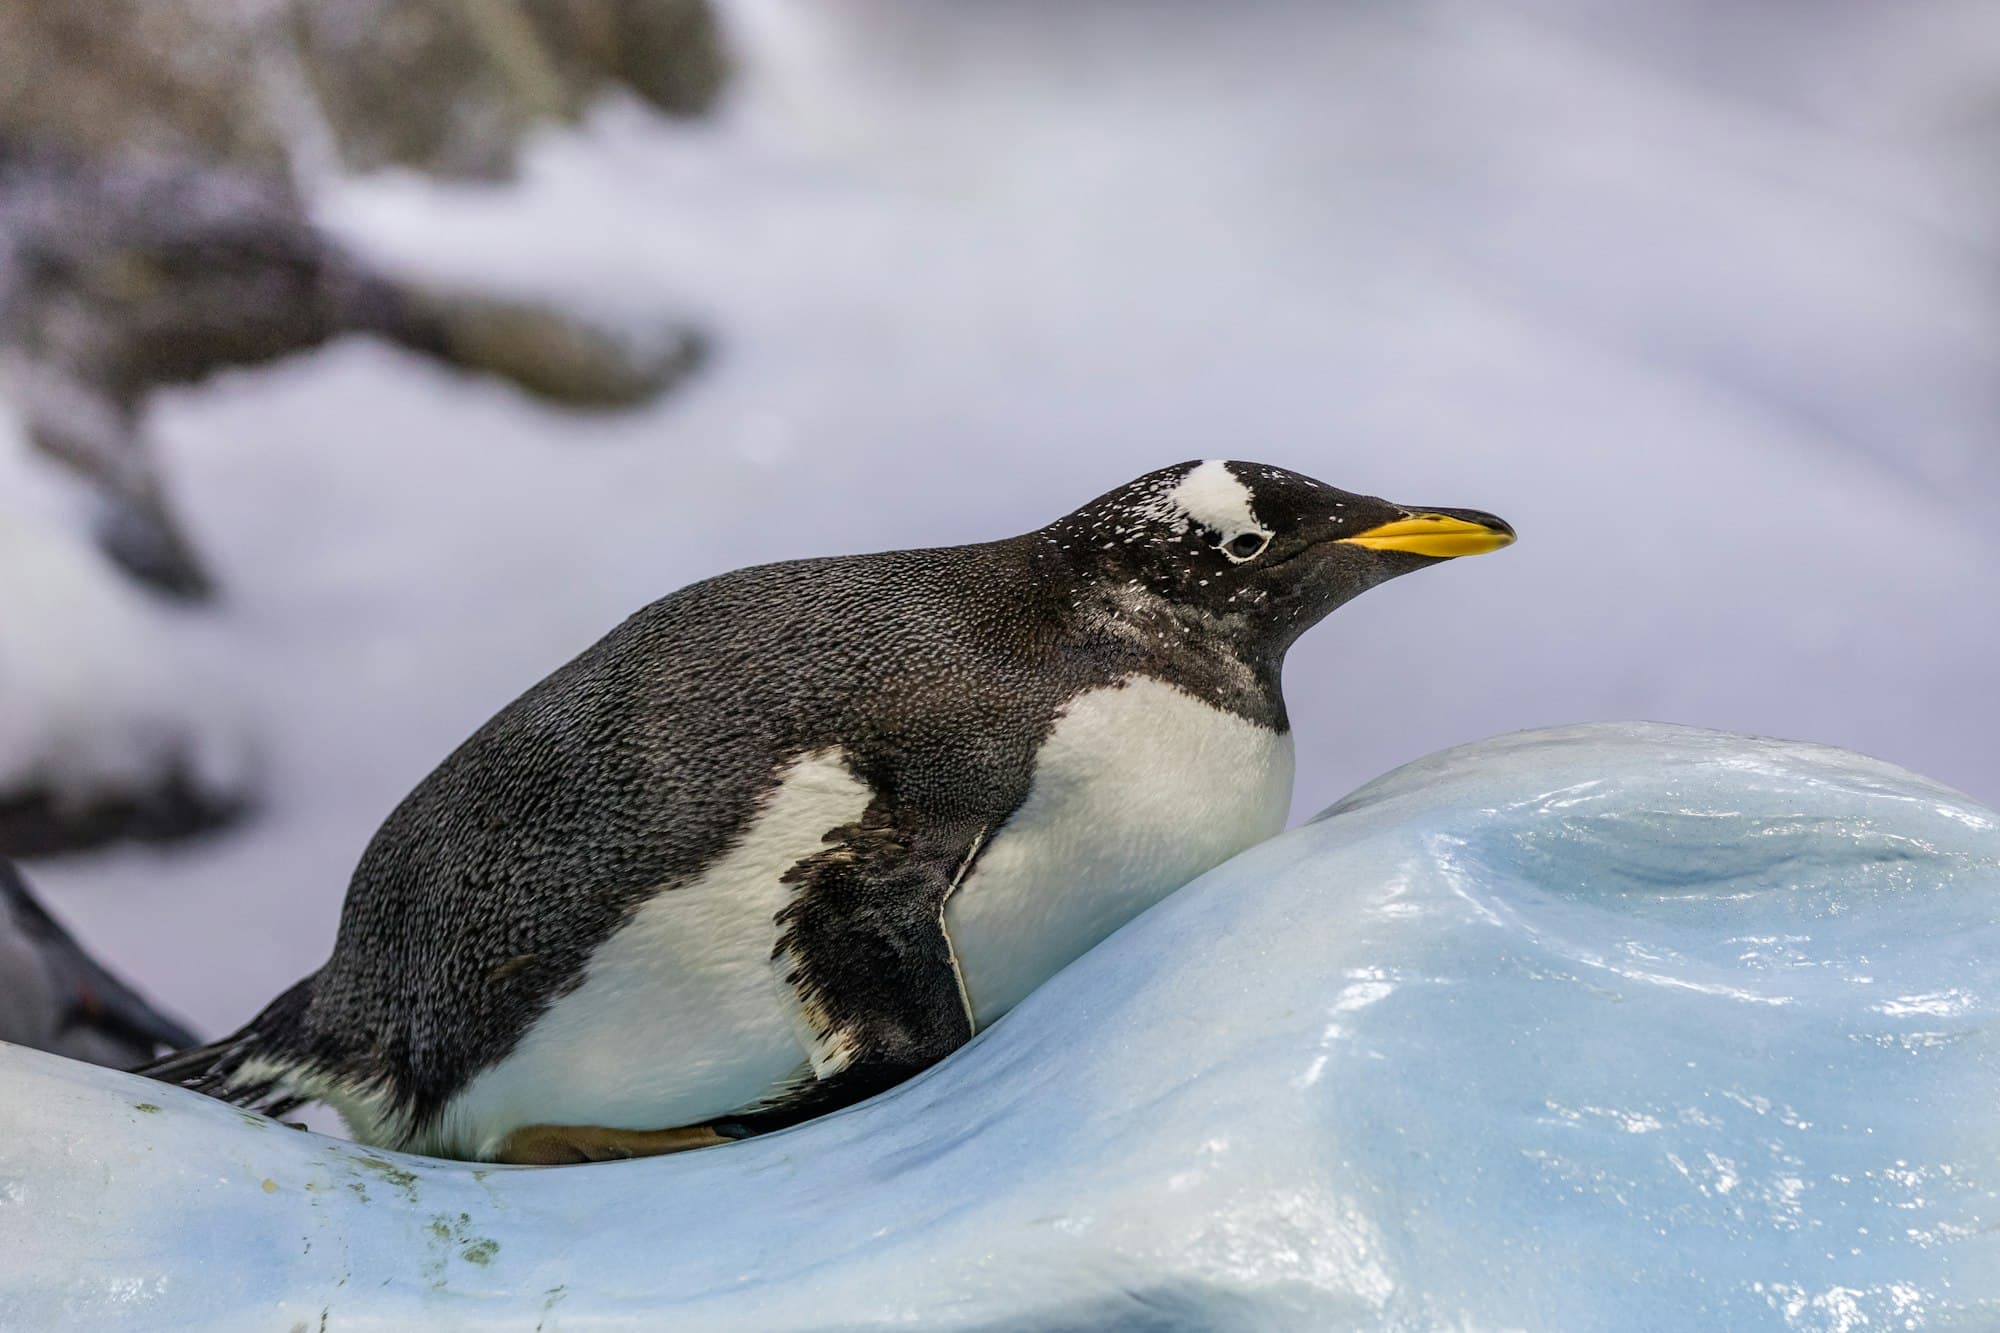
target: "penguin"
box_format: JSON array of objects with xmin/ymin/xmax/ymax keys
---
[
  {"xmin": 147, "ymin": 461, "xmax": 1513, "ymax": 1163},
  {"xmin": 0, "ymin": 857, "xmax": 199, "ymax": 1067}
]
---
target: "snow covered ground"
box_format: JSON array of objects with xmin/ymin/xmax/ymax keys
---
[
  {"xmin": 18, "ymin": 0, "xmax": 2000, "ymax": 1048},
  {"xmin": 0, "ymin": 420, "xmax": 251, "ymax": 829}
]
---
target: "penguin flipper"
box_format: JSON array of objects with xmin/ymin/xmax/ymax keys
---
[{"xmin": 724, "ymin": 806, "xmax": 981, "ymax": 1137}]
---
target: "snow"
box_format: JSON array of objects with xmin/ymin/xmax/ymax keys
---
[
  {"xmin": 14, "ymin": 0, "xmax": 2000, "ymax": 1074},
  {"xmin": 0, "ymin": 418, "xmax": 250, "ymax": 815},
  {"xmin": 2, "ymin": 723, "xmax": 1995, "ymax": 1330}
]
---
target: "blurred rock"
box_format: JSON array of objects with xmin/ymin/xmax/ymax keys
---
[
  {"xmin": 0, "ymin": 770, "xmax": 243, "ymax": 862},
  {"xmin": 0, "ymin": 858, "xmax": 198, "ymax": 1068},
  {"xmin": 0, "ymin": 0, "xmax": 726, "ymax": 181},
  {"xmin": 0, "ymin": 0, "xmax": 291, "ymax": 177},
  {"xmin": 531, "ymin": 0, "xmax": 731, "ymax": 119},
  {"xmin": 292, "ymin": 0, "xmax": 727, "ymax": 178},
  {"xmin": 416, "ymin": 290, "xmax": 710, "ymax": 407}
]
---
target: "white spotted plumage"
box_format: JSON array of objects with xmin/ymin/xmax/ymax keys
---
[{"xmin": 1121, "ymin": 459, "xmax": 1274, "ymax": 562}]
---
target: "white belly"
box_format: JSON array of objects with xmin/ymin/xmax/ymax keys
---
[
  {"xmin": 433, "ymin": 749, "xmax": 872, "ymax": 1160},
  {"xmin": 430, "ymin": 677, "xmax": 1292, "ymax": 1160},
  {"xmin": 947, "ymin": 677, "xmax": 1294, "ymax": 1027}
]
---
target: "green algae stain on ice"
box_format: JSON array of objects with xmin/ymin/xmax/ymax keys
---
[
  {"xmin": 418, "ymin": 1211, "xmax": 502, "ymax": 1281},
  {"xmin": 355, "ymin": 1155, "xmax": 422, "ymax": 1205}
]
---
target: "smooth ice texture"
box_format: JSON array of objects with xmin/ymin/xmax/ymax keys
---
[{"xmin": 2, "ymin": 723, "xmax": 1997, "ymax": 1330}]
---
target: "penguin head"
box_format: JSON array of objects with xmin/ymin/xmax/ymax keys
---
[{"xmin": 1051, "ymin": 459, "xmax": 1514, "ymax": 656}]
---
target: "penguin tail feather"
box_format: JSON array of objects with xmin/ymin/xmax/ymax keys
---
[{"xmin": 135, "ymin": 976, "xmax": 317, "ymax": 1117}]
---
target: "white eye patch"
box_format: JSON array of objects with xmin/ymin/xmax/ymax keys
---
[{"xmin": 1171, "ymin": 460, "xmax": 1273, "ymax": 562}]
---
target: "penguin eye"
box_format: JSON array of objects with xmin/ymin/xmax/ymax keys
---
[{"xmin": 1226, "ymin": 533, "xmax": 1267, "ymax": 560}]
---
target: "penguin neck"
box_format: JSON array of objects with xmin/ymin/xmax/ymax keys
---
[{"xmin": 1022, "ymin": 532, "xmax": 1289, "ymax": 732}]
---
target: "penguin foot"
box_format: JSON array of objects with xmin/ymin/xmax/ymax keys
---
[{"xmin": 492, "ymin": 1122, "xmax": 732, "ymax": 1166}]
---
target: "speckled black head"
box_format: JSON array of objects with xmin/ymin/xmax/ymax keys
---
[{"xmin": 1047, "ymin": 459, "xmax": 1514, "ymax": 659}]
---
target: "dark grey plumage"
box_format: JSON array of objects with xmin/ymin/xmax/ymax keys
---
[{"xmin": 148, "ymin": 461, "xmax": 1512, "ymax": 1155}]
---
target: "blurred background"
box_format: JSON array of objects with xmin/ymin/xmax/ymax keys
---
[{"xmin": 1, "ymin": 0, "xmax": 1997, "ymax": 1046}]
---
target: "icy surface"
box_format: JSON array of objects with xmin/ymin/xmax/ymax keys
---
[{"xmin": 3, "ymin": 724, "xmax": 1995, "ymax": 1331}]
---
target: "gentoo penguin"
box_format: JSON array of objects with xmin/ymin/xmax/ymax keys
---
[
  {"xmin": 148, "ymin": 461, "xmax": 1513, "ymax": 1163},
  {"xmin": 0, "ymin": 857, "xmax": 199, "ymax": 1067}
]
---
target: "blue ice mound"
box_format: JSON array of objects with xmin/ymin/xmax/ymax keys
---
[{"xmin": 2, "ymin": 723, "xmax": 1996, "ymax": 1330}]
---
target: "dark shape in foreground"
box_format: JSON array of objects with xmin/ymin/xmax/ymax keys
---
[{"xmin": 0, "ymin": 857, "xmax": 197, "ymax": 1067}]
